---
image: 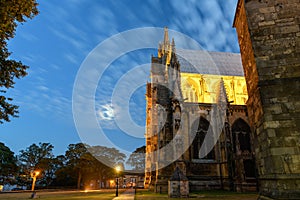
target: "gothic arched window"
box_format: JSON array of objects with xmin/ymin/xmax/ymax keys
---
[
  {"xmin": 232, "ymin": 118, "xmax": 252, "ymax": 153},
  {"xmin": 191, "ymin": 117, "xmax": 215, "ymax": 160},
  {"xmin": 183, "ymin": 79, "xmax": 198, "ymax": 102}
]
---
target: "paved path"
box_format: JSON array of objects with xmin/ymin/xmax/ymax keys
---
[{"xmin": 112, "ymin": 188, "xmax": 135, "ymax": 200}]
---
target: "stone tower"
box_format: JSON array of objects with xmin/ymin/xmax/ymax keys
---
[
  {"xmin": 144, "ymin": 27, "xmax": 184, "ymax": 192},
  {"xmin": 234, "ymin": 0, "xmax": 300, "ymax": 199}
]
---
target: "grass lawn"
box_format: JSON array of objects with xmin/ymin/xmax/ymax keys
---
[
  {"xmin": 0, "ymin": 189, "xmax": 122, "ymax": 200},
  {"xmin": 1, "ymin": 189, "xmax": 259, "ymax": 200},
  {"xmin": 135, "ymin": 189, "xmax": 259, "ymax": 200}
]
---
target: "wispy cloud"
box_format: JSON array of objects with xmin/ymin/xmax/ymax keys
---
[
  {"xmin": 19, "ymin": 32, "xmax": 39, "ymax": 42},
  {"xmin": 64, "ymin": 53, "xmax": 79, "ymax": 65},
  {"xmin": 36, "ymin": 85, "xmax": 49, "ymax": 91},
  {"xmin": 50, "ymin": 28, "xmax": 87, "ymax": 51},
  {"xmin": 6, "ymin": 0, "xmax": 241, "ymax": 154},
  {"xmin": 168, "ymin": 0, "xmax": 239, "ymax": 52},
  {"xmin": 19, "ymin": 0, "xmax": 240, "ymax": 124}
]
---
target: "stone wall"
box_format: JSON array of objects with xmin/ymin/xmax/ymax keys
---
[
  {"xmin": 234, "ymin": 0, "xmax": 300, "ymax": 199},
  {"xmin": 180, "ymin": 73, "xmax": 248, "ymax": 105},
  {"xmin": 233, "ymin": 0, "xmax": 263, "ymax": 127}
]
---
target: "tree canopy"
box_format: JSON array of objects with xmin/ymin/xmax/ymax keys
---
[
  {"xmin": 18, "ymin": 142, "xmax": 54, "ymax": 186},
  {"xmin": 64, "ymin": 143, "xmax": 126, "ymax": 189},
  {"xmin": 0, "ymin": 142, "xmax": 18, "ymax": 180},
  {"xmin": 126, "ymin": 146, "xmax": 145, "ymax": 172},
  {"xmin": 0, "ymin": 0, "xmax": 39, "ymax": 123},
  {"xmin": 1, "ymin": 142, "xmax": 132, "ymax": 189},
  {"xmin": 19, "ymin": 142, "xmax": 54, "ymax": 171}
]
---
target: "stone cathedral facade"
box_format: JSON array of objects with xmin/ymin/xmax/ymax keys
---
[
  {"xmin": 144, "ymin": 28, "xmax": 257, "ymax": 193},
  {"xmin": 144, "ymin": 0, "xmax": 300, "ymax": 198}
]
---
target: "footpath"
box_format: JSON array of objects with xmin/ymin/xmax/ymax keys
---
[{"xmin": 112, "ymin": 188, "xmax": 135, "ymax": 200}]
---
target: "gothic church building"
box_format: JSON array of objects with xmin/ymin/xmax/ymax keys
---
[{"xmin": 144, "ymin": 28, "xmax": 257, "ymax": 193}]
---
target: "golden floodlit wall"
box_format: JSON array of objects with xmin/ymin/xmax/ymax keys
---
[{"xmin": 181, "ymin": 72, "xmax": 248, "ymax": 105}]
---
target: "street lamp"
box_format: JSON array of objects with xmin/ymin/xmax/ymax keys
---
[
  {"xmin": 115, "ymin": 166, "xmax": 121, "ymax": 197},
  {"xmin": 31, "ymin": 170, "xmax": 40, "ymax": 191}
]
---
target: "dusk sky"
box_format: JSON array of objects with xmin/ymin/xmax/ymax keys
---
[{"xmin": 1, "ymin": 0, "xmax": 240, "ymax": 160}]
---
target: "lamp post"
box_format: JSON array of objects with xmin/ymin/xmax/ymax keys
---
[
  {"xmin": 115, "ymin": 166, "xmax": 121, "ymax": 197},
  {"xmin": 31, "ymin": 170, "xmax": 40, "ymax": 191}
]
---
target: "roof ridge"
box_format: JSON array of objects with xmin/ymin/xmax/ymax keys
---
[
  {"xmin": 176, "ymin": 48, "xmax": 241, "ymax": 55},
  {"xmin": 176, "ymin": 49, "xmax": 244, "ymax": 76}
]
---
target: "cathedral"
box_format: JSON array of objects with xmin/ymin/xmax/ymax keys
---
[
  {"xmin": 144, "ymin": 27, "xmax": 257, "ymax": 193},
  {"xmin": 144, "ymin": 0, "xmax": 300, "ymax": 199}
]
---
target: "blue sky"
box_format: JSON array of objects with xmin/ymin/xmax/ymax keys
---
[{"xmin": 1, "ymin": 0, "xmax": 240, "ymax": 158}]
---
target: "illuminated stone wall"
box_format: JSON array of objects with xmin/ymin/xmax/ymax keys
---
[
  {"xmin": 181, "ymin": 73, "xmax": 248, "ymax": 105},
  {"xmin": 234, "ymin": 0, "xmax": 300, "ymax": 199}
]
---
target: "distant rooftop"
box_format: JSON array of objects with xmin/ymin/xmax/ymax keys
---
[{"xmin": 176, "ymin": 49, "xmax": 244, "ymax": 76}]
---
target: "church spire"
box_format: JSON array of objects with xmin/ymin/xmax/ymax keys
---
[
  {"xmin": 171, "ymin": 38, "xmax": 176, "ymax": 54},
  {"xmin": 163, "ymin": 27, "xmax": 169, "ymax": 46},
  {"xmin": 162, "ymin": 27, "xmax": 170, "ymax": 53},
  {"xmin": 217, "ymin": 78, "xmax": 228, "ymax": 107}
]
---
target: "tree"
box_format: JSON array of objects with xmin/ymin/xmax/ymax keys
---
[
  {"xmin": 19, "ymin": 143, "xmax": 54, "ymax": 170},
  {"xmin": 0, "ymin": 0, "xmax": 38, "ymax": 123},
  {"xmin": 87, "ymin": 146, "xmax": 126, "ymax": 188},
  {"xmin": 88, "ymin": 146, "xmax": 126, "ymax": 168},
  {"xmin": 64, "ymin": 143, "xmax": 127, "ymax": 189},
  {"xmin": 0, "ymin": 142, "xmax": 18, "ymax": 184},
  {"xmin": 18, "ymin": 142, "xmax": 54, "ymax": 187},
  {"xmin": 50, "ymin": 155, "xmax": 77, "ymax": 187},
  {"xmin": 35, "ymin": 157, "xmax": 56, "ymax": 187},
  {"xmin": 64, "ymin": 143, "xmax": 91, "ymax": 189},
  {"xmin": 126, "ymin": 146, "xmax": 145, "ymax": 172}
]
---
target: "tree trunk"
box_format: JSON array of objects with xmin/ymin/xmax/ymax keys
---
[{"xmin": 77, "ymin": 171, "xmax": 82, "ymax": 189}]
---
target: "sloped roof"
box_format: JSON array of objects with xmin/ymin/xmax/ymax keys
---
[{"xmin": 176, "ymin": 49, "xmax": 244, "ymax": 76}]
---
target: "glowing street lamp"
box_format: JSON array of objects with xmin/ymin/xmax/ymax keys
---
[
  {"xmin": 31, "ymin": 170, "xmax": 40, "ymax": 191},
  {"xmin": 109, "ymin": 180, "xmax": 114, "ymax": 188},
  {"xmin": 115, "ymin": 166, "xmax": 121, "ymax": 197}
]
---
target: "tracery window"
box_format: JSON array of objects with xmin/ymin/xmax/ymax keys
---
[
  {"xmin": 232, "ymin": 119, "xmax": 256, "ymax": 179},
  {"xmin": 183, "ymin": 80, "xmax": 198, "ymax": 102},
  {"xmin": 232, "ymin": 118, "xmax": 252, "ymax": 153},
  {"xmin": 192, "ymin": 117, "xmax": 215, "ymax": 160}
]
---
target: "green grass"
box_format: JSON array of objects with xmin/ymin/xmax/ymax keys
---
[
  {"xmin": 135, "ymin": 189, "xmax": 168, "ymax": 199},
  {"xmin": 0, "ymin": 189, "xmax": 120, "ymax": 200},
  {"xmin": 135, "ymin": 189, "xmax": 259, "ymax": 200},
  {"xmin": 1, "ymin": 189, "xmax": 259, "ymax": 200}
]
